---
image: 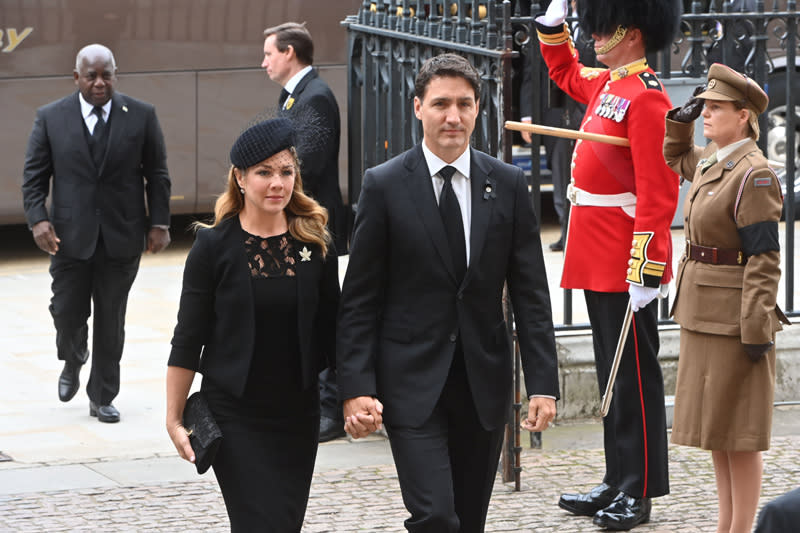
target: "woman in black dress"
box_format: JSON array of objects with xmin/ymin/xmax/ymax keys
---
[{"xmin": 165, "ymin": 117, "xmax": 339, "ymax": 532}]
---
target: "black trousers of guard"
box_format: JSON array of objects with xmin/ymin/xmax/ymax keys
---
[{"xmin": 585, "ymin": 290, "xmax": 670, "ymax": 499}]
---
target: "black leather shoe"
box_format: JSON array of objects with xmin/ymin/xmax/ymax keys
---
[
  {"xmin": 89, "ymin": 402, "xmax": 120, "ymax": 423},
  {"xmin": 58, "ymin": 362, "xmax": 81, "ymax": 402},
  {"xmin": 593, "ymin": 492, "xmax": 651, "ymax": 530},
  {"xmin": 558, "ymin": 483, "xmax": 619, "ymax": 516},
  {"xmin": 319, "ymin": 415, "xmax": 346, "ymax": 442},
  {"xmin": 549, "ymin": 238, "xmax": 564, "ymax": 252}
]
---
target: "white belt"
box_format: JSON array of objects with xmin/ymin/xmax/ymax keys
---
[{"xmin": 567, "ymin": 183, "xmax": 637, "ymax": 208}]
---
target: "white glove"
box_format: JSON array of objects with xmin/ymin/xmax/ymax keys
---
[
  {"xmin": 628, "ymin": 284, "xmax": 660, "ymax": 312},
  {"xmin": 535, "ymin": 0, "xmax": 569, "ymax": 27}
]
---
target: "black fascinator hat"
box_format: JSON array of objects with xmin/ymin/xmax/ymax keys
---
[
  {"xmin": 576, "ymin": 0, "xmax": 682, "ymax": 53},
  {"xmin": 229, "ymin": 117, "xmax": 296, "ymax": 170}
]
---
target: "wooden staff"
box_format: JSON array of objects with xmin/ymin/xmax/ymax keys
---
[{"xmin": 505, "ymin": 121, "xmax": 631, "ymax": 147}]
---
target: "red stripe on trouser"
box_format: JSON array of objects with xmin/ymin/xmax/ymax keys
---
[{"xmin": 631, "ymin": 314, "xmax": 648, "ymax": 498}]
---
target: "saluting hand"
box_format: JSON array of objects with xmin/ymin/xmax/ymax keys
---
[{"xmin": 671, "ymin": 85, "xmax": 706, "ymax": 123}]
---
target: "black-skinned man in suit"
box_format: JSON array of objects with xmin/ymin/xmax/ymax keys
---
[{"xmin": 22, "ymin": 43, "xmax": 171, "ymax": 423}]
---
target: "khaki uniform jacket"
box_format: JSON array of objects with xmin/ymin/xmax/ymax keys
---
[{"xmin": 663, "ymin": 115, "xmax": 787, "ymax": 344}]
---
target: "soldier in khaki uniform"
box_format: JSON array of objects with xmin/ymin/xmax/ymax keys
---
[{"xmin": 663, "ymin": 63, "xmax": 790, "ymax": 533}]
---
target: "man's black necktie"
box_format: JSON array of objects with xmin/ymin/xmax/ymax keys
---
[
  {"xmin": 90, "ymin": 106, "xmax": 107, "ymax": 168},
  {"xmin": 92, "ymin": 106, "xmax": 105, "ymax": 140},
  {"xmin": 279, "ymin": 88, "xmax": 290, "ymax": 108},
  {"xmin": 438, "ymin": 165, "xmax": 466, "ymax": 282}
]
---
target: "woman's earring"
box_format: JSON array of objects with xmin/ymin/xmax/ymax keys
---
[{"xmin": 239, "ymin": 187, "xmax": 245, "ymax": 194}]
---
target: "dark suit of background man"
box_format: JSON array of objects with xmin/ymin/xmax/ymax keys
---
[
  {"xmin": 337, "ymin": 53, "xmax": 560, "ymax": 533},
  {"xmin": 21, "ymin": 44, "xmax": 171, "ymax": 423},
  {"xmin": 262, "ymin": 21, "xmax": 347, "ymax": 442}
]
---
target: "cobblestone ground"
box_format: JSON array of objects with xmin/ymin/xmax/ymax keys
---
[{"xmin": 1, "ymin": 436, "xmax": 798, "ymax": 532}]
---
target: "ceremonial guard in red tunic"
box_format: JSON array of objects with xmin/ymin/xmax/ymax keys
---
[{"xmin": 536, "ymin": 0, "xmax": 681, "ymax": 529}]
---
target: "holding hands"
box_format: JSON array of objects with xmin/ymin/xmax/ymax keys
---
[{"xmin": 343, "ymin": 396, "xmax": 384, "ymax": 439}]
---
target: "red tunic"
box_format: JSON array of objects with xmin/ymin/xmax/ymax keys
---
[{"xmin": 539, "ymin": 25, "xmax": 680, "ymax": 292}]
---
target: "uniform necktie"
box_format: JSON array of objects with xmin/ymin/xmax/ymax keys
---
[
  {"xmin": 700, "ymin": 152, "xmax": 717, "ymax": 174},
  {"xmin": 438, "ymin": 165, "xmax": 466, "ymax": 282},
  {"xmin": 92, "ymin": 106, "xmax": 105, "ymax": 140},
  {"xmin": 279, "ymin": 88, "xmax": 290, "ymax": 109}
]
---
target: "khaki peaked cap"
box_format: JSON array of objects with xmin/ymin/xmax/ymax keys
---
[{"xmin": 698, "ymin": 63, "xmax": 768, "ymax": 114}]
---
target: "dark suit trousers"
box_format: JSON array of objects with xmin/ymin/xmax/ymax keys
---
[
  {"xmin": 49, "ymin": 234, "xmax": 140, "ymax": 404},
  {"xmin": 754, "ymin": 486, "xmax": 800, "ymax": 533},
  {"xmin": 385, "ymin": 348, "xmax": 505, "ymax": 533},
  {"xmin": 584, "ymin": 290, "xmax": 669, "ymax": 499}
]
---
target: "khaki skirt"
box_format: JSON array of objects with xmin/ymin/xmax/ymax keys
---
[{"xmin": 671, "ymin": 328, "xmax": 776, "ymax": 452}]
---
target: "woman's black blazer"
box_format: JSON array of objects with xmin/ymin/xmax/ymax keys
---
[{"xmin": 168, "ymin": 215, "xmax": 340, "ymax": 397}]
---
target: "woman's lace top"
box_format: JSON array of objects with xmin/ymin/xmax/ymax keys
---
[{"xmin": 243, "ymin": 230, "xmax": 297, "ymax": 278}]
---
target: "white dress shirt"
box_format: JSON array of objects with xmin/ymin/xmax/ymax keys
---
[
  {"xmin": 421, "ymin": 141, "xmax": 472, "ymax": 266},
  {"xmin": 281, "ymin": 65, "xmax": 313, "ymax": 109},
  {"xmin": 78, "ymin": 93, "xmax": 111, "ymax": 134}
]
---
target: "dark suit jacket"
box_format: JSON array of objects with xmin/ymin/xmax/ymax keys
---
[
  {"xmin": 337, "ymin": 145, "xmax": 559, "ymax": 430},
  {"xmin": 281, "ymin": 69, "xmax": 345, "ymax": 249},
  {"xmin": 169, "ymin": 216, "xmax": 340, "ymax": 397},
  {"xmin": 22, "ymin": 91, "xmax": 170, "ymax": 260}
]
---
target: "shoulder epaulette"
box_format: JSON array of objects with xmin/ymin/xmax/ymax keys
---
[{"xmin": 638, "ymin": 72, "xmax": 663, "ymax": 92}]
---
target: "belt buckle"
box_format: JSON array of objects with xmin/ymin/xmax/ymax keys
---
[{"xmin": 567, "ymin": 183, "xmax": 578, "ymax": 205}]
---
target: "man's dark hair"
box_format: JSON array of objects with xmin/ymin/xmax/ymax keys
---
[
  {"xmin": 414, "ymin": 53, "xmax": 481, "ymax": 101},
  {"xmin": 263, "ymin": 22, "xmax": 314, "ymax": 66}
]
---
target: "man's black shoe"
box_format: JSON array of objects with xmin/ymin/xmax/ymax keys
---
[
  {"xmin": 593, "ymin": 492, "xmax": 651, "ymax": 530},
  {"xmin": 58, "ymin": 362, "xmax": 81, "ymax": 402},
  {"xmin": 558, "ymin": 483, "xmax": 619, "ymax": 516},
  {"xmin": 89, "ymin": 401, "xmax": 120, "ymax": 423},
  {"xmin": 319, "ymin": 415, "xmax": 346, "ymax": 442},
  {"xmin": 549, "ymin": 238, "xmax": 564, "ymax": 252}
]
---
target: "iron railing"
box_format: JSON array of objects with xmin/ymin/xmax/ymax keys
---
[{"xmin": 345, "ymin": 1, "xmax": 799, "ymax": 330}]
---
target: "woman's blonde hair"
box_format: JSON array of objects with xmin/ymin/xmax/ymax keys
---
[
  {"xmin": 195, "ymin": 147, "xmax": 331, "ymax": 256},
  {"xmin": 732, "ymin": 99, "xmax": 760, "ymax": 141}
]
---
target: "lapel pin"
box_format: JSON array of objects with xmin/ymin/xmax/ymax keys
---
[
  {"xmin": 122, "ymin": 105, "xmax": 128, "ymax": 112},
  {"xmin": 300, "ymin": 246, "xmax": 312, "ymax": 262},
  {"xmin": 483, "ymin": 179, "xmax": 496, "ymax": 200},
  {"xmin": 285, "ymin": 97, "xmax": 295, "ymax": 110}
]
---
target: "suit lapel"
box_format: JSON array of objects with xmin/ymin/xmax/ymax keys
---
[
  {"xmin": 463, "ymin": 149, "xmax": 494, "ymax": 288},
  {"xmin": 292, "ymin": 69, "xmax": 316, "ymax": 100},
  {"xmin": 403, "ymin": 146, "xmax": 458, "ymax": 281},
  {"xmin": 67, "ymin": 93, "xmax": 94, "ymax": 169}
]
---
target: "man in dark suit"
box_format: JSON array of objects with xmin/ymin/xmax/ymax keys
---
[
  {"xmin": 337, "ymin": 53, "xmax": 560, "ymax": 533},
  {"xmin": 21, "ymin": 44, "xmax": 171, "ymax": 423},
  {"xmin": 262, "ymin": 21, "xmax": 347, "ymax": 442}
]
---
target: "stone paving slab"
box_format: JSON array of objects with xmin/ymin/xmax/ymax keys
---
[{"xmin": 1, "ymin": 434, "xmax": 798, "ymax": 532}]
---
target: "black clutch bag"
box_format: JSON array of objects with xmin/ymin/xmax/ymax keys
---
[{"xmin": 183, "ymin": 391, "xmax": 223, "ymax": 474}]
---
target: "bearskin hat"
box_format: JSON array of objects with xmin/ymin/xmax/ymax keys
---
[{"xmin": 575, "ymin": 0, "xmax": 682, "ymax": 53}]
